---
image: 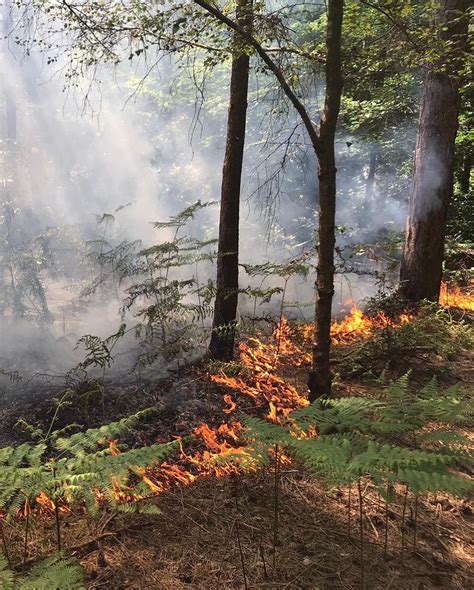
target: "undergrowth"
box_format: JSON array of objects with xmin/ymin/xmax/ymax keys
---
[
  {"xmin": 336, "ymin": 302, "xmax": 473, "ymax": 379},
  {"xmin": 0, "ymin": 292, "xmax": 472, "ymax": 587},
  {"xmin": 0, "ymin": 553, "xmax": 84, "ymax": 589},
  {"xmin": 222, "ymin": 375, "xmax": 473, "ymax": 497}
]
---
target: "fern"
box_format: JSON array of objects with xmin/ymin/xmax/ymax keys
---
[
  {"xmin": 0, "ymin": 408, "xmax": 180, "ymax": 520},
  {"xmin": 232, "ymin": 375, "xmax": 474, "ymax": 498},
  {"xmin": 291, "ymin": 397, "xmax": 383, "ymax": 434},
  {"xmin": 0, "ymin": 553, "xmax": 14, "ymax": 590},
  {"xmin": 151, "ymin": 200, "xmax": 216, "ymax": 229},
  {"xmin": 0, "ymin": 553, "xmax": 85, "ymax": 589},
  {"xmin": 53, "ymin": 407, "xmax": 158, "ymax": 455}
]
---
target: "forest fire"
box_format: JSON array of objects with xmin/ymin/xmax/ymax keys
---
[
  {"xmin": 330, "ymin": 304, "xmax": 413, "ymax": 344},
  {"xmin": 440, "ymin": 281, "xmax": 474, "ymax": 312},
  {"xmin": 23, "ymin": 288, "xmax": 472, "ymax": 518},
  {"xmin": 183, "ymin": 421, "xmax": 249, "ymax": 476},
  {"xmin": 211, "ymin": 306, "xmax": 417, "ymax": 423},
  {"xmin": 211, "ymin": 324, "xmax": 309, "ymax": 423},
  {"xmin": 140, "ymin": 462, "xmax": 196, "ymax": 494},
  {"xmin": 330, "ymin": 304, "xmax": 375, "ymax": 343},
  {"xmin": 0, "ymin": 0, "xmax": 472, "ymax": 584}
]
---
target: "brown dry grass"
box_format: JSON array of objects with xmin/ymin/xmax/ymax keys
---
[
  {"xmin": 2, "ymin": 319, "xmax": 473, "ymax": 589},
  {"xmin": 4, "ymin": 468, "xmax": 472, "ymax": 589}
]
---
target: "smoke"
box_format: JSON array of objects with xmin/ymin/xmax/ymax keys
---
[{"xmin": 0, "ymin": 6, "xmax": 415, "ymax": 387}]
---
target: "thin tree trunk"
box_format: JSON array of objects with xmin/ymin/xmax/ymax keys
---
[
  {"xmin": 400, "ymin": 0, "xmax": 468, "ymax": 302},
  {"xmin": 365, "ymin": 149, "xmax": 376, "ymax": 198},
  {"xmin": 194, "ymin": 0, "xmax": 344, "ymax": 396},
  {"xmin": 308, "ymin": 0, "xmax": 344, "ymax": 401},
  {"xmin": 458, "ymin": 150, "xmax": 471, "ymax": 196},
  {"xmin": 209, "ymin": 0, "xmax": 252, "ymax": 361}
]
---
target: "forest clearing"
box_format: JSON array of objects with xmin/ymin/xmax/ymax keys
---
[{"xmin": 0, "ymin": 1, "xmax": 473, "ymax": 588}]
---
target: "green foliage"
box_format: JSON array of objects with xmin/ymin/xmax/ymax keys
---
[
  {"xmin": 152, "ymin": 200, "xmax": 216, "ymax": 229},
  {"xmin": 232, "ymin": 376, "xmax": 473, "ymax": 497},
  {"xmin": 444, "ymin": 239, "xmax": 474, "ymax": 284},
  {"xmin": 338, "ymin": 301, "xmax": 473, "ymax": 379},
  {"xmin": 0, "ymin": 408, "xmax": 179, "ymax": 520},
  {"xmin": 239, "ymin": 252, "xmax": 314, "ymax": 324},
  {"xmin": 0, "ymin": 203, "xmax": 53, "ymax": 323},
  {"xmin": 121, "ymin": 201, "xmax": 217, "ymax": 367},
  {"xmin": 0, "ymin": 553, "xmax": 85, "ymax": 589}
]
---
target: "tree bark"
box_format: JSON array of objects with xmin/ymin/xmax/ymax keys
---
[
  {"xmin": 400, "ymin": 0, "xmax": 468, "ymax": 302},
  {"xmin": 209, "ymin": 0, "xmax": 252, "ymax": 361},
  {"xmin": 194, "ymin": 0, "xmax": 344, "ymax": 397},
  {"xmin": 308, "ymin": 0, "xmax": 344, "ymax": 401}
]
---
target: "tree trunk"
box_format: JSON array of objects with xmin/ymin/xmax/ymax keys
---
[
  {"xmin": 209, "ymin": 0, "xmax": 251, "ymax": 361},
  {"xmin": 400, "ymin": 0, "xmax": 468, "ymax": 302},
  {"xmin": 193, "ymin": 0, "xmax": 344, "ymax": 396},
  {"xmin": 365, "ymin": 149, "xmax": 376, "ymax": 198},
  {"xmin": 308, "ymin": 0, "xmax": 344, "ymax": 401}
]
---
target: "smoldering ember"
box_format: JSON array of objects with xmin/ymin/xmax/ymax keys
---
[{"xmin": 0, "ymin": 1, "xmax": 472, "ymax": 588}]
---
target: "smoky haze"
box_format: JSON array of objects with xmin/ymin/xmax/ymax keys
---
[{"xmin": 0, "ymin": 4, "xmax": 412, "ymax": 387}]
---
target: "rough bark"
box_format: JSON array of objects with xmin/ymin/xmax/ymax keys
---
[
  {"xmin": 400, "ymin": 0, "xmax": 468, "ymax": 302},
  {"xmin": 209, "ymin": 0, "xmax": 251, "ymax": 360},
  {"xmin": 308, "ymin": 0, "xmax": 344, "ymax": 401},
  {"xmin": 194, "ymin": 0, "xmax": 344, "ymax": 397}
]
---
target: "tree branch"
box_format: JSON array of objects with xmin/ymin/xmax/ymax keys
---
[
  {"xmin": 192, "ymin": 0, "xmax": 321, "ymax": 153},
  {"xmin": 359, "ymin": 0, "xmax": 425, "ymax": 54}
]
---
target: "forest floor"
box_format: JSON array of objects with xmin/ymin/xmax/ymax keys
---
[{"xmin": 1, "ymin": 306, "xmax": 473, "ymax": 589}]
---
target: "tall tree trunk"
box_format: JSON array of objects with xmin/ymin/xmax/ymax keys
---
[
  {"xmin": 400, "ymin": 0, "xmax": 468, "ymax": 302},
  {"xmin": 308, "ymin": 0, "xmax": 344, "ymax": 401},
  {"xmin": 193, "ymin": 0, "xmax": 344, "ymax": 396},
  {"xmin": 209, "ymin": 0, "xmax": 251, "ymax": 360}
]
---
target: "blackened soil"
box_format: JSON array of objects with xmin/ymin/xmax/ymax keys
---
[{"xmin": 0, "ymin": 366, "xmax": 226, "ymax": 449}]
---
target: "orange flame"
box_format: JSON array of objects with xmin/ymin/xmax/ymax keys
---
[
  {"xmin": 267, "ymin": 400, "xmax": 278, "ymax": 423},
  {"xmin": 35, "ymin": 492, "xmax": 70, "ymax": 515},
  {"xmin": 223, "ymin": 394, "xmax": 237, "ymax": 414},
  {"xmin": 330, "ymin": 304, "xmax": 374, "ymax": 343},
  {"xmin": 440, "ymin": 282, "xmax": 474, "ymax": 312}
]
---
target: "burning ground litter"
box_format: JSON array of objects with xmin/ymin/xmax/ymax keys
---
[{"xmin": 0, "ymin": 289, "xmax": 473, "ymax": 588}]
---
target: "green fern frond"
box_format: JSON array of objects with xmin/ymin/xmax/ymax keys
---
[
  {"xmin": 53, "ymin": 407, "xmax": 157, "ymax": 455},
  {"xmin": 292, "ymin": 397, "xmax": 383, "ymax": 434},
  {"xmin": 0, "ymin": 554, "xmax": 84, "ymax": 590},
  {"xmin": 238, "ymin": 375, "xmax": 473, "ymax": 499},
  {"xmin": 115, "ymin": 502, "xmax": 161, "ymax": 515},
  {"xmin": 18, "ymin": 555, "xmax": 85, "ymax": 590},
  {"xmin": 393, "ymin": 468, "xmax": 473, "ymax": 495},
  {"xmin": 0, "ymin": 553, "xmax": 15, "ymax": 589}
]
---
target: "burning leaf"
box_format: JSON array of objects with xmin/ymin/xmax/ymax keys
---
[{"xmin": 223, "ymin": 394, "xmax": 237, "ymax": 414}]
